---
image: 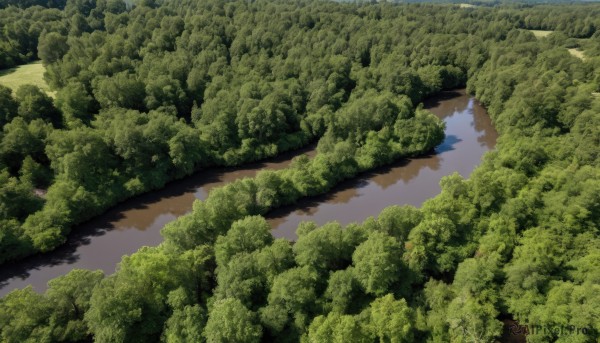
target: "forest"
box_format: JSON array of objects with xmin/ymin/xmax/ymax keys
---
[{"xmin": 0, "ymin": 0, "xmax": 599, "ymax": 342}]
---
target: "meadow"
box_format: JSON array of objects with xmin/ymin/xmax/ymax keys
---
[{"xmin": 0, "ymin": 61, "xmax": 54, "ymax": 97}]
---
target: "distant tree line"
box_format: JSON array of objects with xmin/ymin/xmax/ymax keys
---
[{"xmin": 0, "ymin": 0, "xmax": 66, "ymax": 9}]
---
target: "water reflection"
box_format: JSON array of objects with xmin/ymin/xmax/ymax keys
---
[
  {"xmin": 268, "ymin": 89, "xmax": 498, "ymax": 239},
  {"xmin": 0, "ymin": 89, "xmax": 497, "ymax": 296},
  {"xmin": 0, "ymin": 146, "xmax": 315, "ymax": 296}
]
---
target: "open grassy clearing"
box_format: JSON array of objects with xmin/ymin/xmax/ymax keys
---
[
  {"xmin": 459, "ymin": 3, "xmax": 476, "ymax": 8},
  {"xmin": 568, "ymin": 48, "xmax": 586, "ymax": 60},
  {"xmin": 527, "ymin": 30, "xmax": 588, "ymax": 61},
  {"xmin": 0, "ymin": 61, "xmax": 55, "ymax": 98},
  {"xmin": 529, "ymin": 29, "xmax": 554, "ymax": 38}
]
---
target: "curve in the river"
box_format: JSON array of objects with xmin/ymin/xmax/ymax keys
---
[
  {"xmin": 0, "ymin": 146, "xmax": 316, "ymax": 296},
  {"xmin": 0, "ymin": 89, "xmax": 497, "ymax": 296},
  {"xmin": 269, "ymin": 89, "xmax": 498, "ymax": 238}
]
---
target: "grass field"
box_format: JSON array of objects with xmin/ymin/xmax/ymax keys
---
[
  {"xmin": 529, "ymin": 30, "xmax": 554, "ymax": 38},
  {"xmin": 526, "ymin": 30, "xmax": 588, "ymax": 60},
  {"xmin": 459, "ymin": 3, "xmax": 476, "ymax": 8},
  {"xmin": 0, "ymin": 61, "xmax": 55, "ymax": 98},
  {"xmin": 567, "ymin": 48, "xmax": 585, "ymax": 60}
]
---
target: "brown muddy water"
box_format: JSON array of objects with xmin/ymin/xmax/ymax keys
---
[
  {"xmin": 0, "ymin": 146, "xmax": 316, "ymax": 296},
  {"xmin": 0, "ymin": 89, "xmax": 497, "ymax": 296},
  {"xmin": 269, "ymin": 89, "xmax": 497, "ymax": 238}
]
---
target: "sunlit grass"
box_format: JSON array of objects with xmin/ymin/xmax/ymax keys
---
[
  {"xmin": 527, "ymin": 30, "xmax": 588, "ymax": 60},
  {"xmin": 567, "ymin": 48, "xmax": 585, "ymax": 60},
  {"xmin": 0, "ymin": 61, "xmax": 55, "ymax": 98},
  {"xmin": 529, "ymin": 30, "xmax": 553, "ymax": 38}
]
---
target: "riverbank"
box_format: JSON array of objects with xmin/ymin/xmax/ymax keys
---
[
  {"xmin": 0, "ymin": 89, "xmax": 496, "ymax": 296},
  {"xmin": 0, "ymin": 144, "xmax": 316, "ymax": 295},
  {"xmin": 269, "ymin": 89, "xmax": 497, "ymax": 238}
]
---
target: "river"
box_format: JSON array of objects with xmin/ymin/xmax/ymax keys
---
[
  {"xmin": 269, "ymin": 89, "xmax": 497, "ymax": 238},
  {"xmin": 0, "ymin": 89, "xmax": 497, "ymax": 296}
]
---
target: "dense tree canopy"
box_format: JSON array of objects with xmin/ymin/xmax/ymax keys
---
[{"xmin": 0, "ymin": 0, "xmax": 599, "ymax": 342}]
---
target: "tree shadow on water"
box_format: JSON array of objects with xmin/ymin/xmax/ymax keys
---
[
  {"xmin": 423, "ymin": 90, "xmax": 465, "ymax": 109},
  {"xmin": 0, "ymin": 145, "xmax": 316, "ymax": 293},
  {"xmin": 436, "ymin": 134, "xmax": 462, "ymax": 154}
]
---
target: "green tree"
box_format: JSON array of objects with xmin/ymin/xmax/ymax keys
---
[
  {"xmin": 46, "ymin": 127, "xmax": 115, "ymax": 190},
  {"xmin": 55, "ymin": 82, "xmax": 96, "ymax": 126},
  {"xmin": 307, "ymin": 312, "xmax": 372, "ymax": 343},
  {"xmin": 260, "ymin": 266, "xmax": 318, "ymax": 336},
  {"xmin": 204, "ymin": 298, "xmax": 262, "ymax": 343},
  {"xmin": 1, "ymin": 117, "xmax": 49, "ymax": 172},
  {"xmin": 45, "ymin": 269, "xmax": 104, "ymax": 341},
  {"xmin": 85, "ymin": 246, "xmax": 210, "ymax": 342},
  {"xmin": 376, "ymin": 205, "xmax": 422, "ymax": 243},
  {"xmin": 369, "ymin": 294, "xmax": 415, "ymax": 343},
  {"xmin": 255, "ymin": 239, "xmax": 295, "ymax": 286},
  {"xmin": 215, "ymin": 252, "xmax": 267, "ymax": 309},
  {"xmin": 405, "ymin": 215, "xmax": 459, "ymax": 277},
  {"xmin": 162, "ymin": 288, "xmax": 206, "ymax": 343},
  {"xmin": 19, "ymin": 155, "xmax": 51, "ymax": 187},
  {"xmin": 0, "ymin": 287, "xmax": 52, "ymax": 343},
  {"xmin": 37, "ymin": 32, "xmax": 69, "ymax": 65},
  {"xmin": 324, "ymin": 268, "xmax": 362, "ymax": 313},
  {"xmin": 92, "ymin": 72, "xmax": 146, "ymax": 110},
  {"xmin": 0, "ymin": 85, "xmax": 18, "ymax": 126},
  {"xmin": 352, "ymin": 231, "xmax": 405, "ymax": 296},
  {"xmin": 65, "ymin": 0, "xmax": 96, "ymax": 16},
  {"xmin": 293, "ymin": 221, "xmax": 358, "ymax": 272},
  {"xmin": 15, "ymin": 85, "xmax": 61, "ymax": 126},
  {"xmin": 215, "ymin": 216, "xmax": 273, "ymax": 267},
  {"xmin": 447, "ymin": 295, "xmax": 502, "ymax": 343},
  {"xmin": 0, "ymin": 169, "xmax": 44, "ymax": 220}
]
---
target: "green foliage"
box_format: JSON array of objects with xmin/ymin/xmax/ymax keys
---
[
  {"xmin": 55, "ymin": 82, "xmax": 96, "ymax": 126},
  {"xmin": 306, "ymin": 312, "xmax": 372, "ymax": 343},
  {"xmin": 260, "ymin": 266, "xmax": 319, "ymax": 336},
  {"xmin": 294, "ymin": 222, "xmax": 363, "ymax": 273},
  {"xmin": 45, "ymin": 269, "xmax": 104, "ymax": 341},
  {"xmin": 85, "ymin": 245, "xmax": 213, "ymax": 342},
  {"xmin": 0, "ymin": 287, "xmax": 52, "ymax": 343},
  {"xmin": 15, "ymin": 85, "xmax": 61, "ymax": 125},
  {"xmin": 376, "ymin": 205, "xmax": 422, "ymax": 244},
  {"xmin": 352, "ymin": 231, "xmax": 406, "ymax": 297},
  {"xmin": 0, "ymin": 6, "xmax": 64, "ymax": 69},
  {"xmin": 1, "ymin": 117, "xmax": 51, "ymax": 173},
  {"xmin": 92, "ymin": 72, "xmax": 146, "ymax": 110},
  {"xmin": 447, "ymin": 294, "xmax": 503, "ymax": 343},
  {"xmin": 323, "ymin": 268, "xmax": 362, "ymax": 314},
  {"xmin": 0, "ymin": 169, "xmax": 44, "ymax": 221},
  {"xmin": 204, "ymin": 298, "xmax": 262, "ymax": 343},
  {"xmin": 0, "ymin": 85, "xmax": 18, "ymax": 126},
  {"xmin": 4, "ymin": 0, "xmax": 455, "ymax": 264},
  {"xmin": 215, "ymin": 216, "xmax": 273, "ymax": 267},
  {"xmin": 1, "ymin": 1, "xmax": 599, "ymax": 343},
  {"xmin": 0, "ymin": 269, "xmax": 103, "ymax": 343},
  {"xmin": 37, "ymin": 32, "xmax": 68, "ymax": 65},
  {"xmin": 369, "ymin": 294, "xmax": 416, "ymax": 343},
  {"xmin": 162, "ymin": 302, "xmax": 206, "ymax": 343}
]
